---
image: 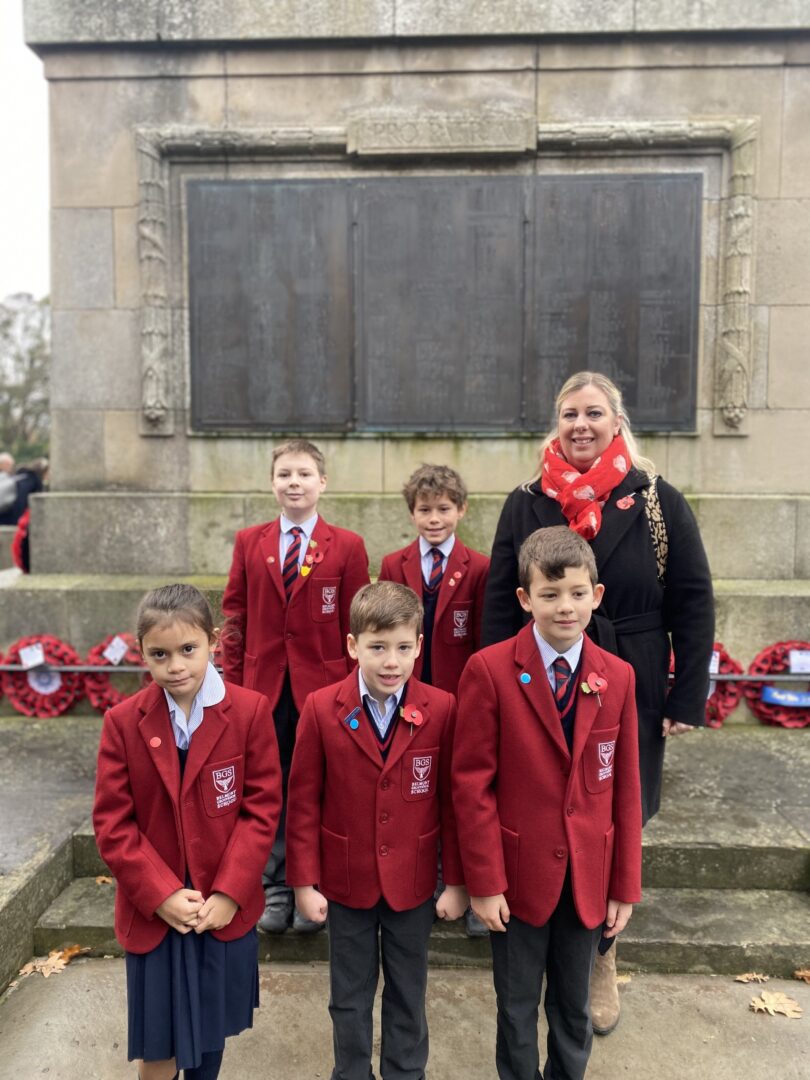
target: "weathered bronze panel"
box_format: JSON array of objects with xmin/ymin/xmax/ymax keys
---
[
  {"xmin": 529, "ymin": 174, "xmax": 701, "ymax": 431},
  {"xmin": 187, "ymin": 174, "xmax": 700, "ymax": 434}
]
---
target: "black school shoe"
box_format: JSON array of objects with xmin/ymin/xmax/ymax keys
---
[{"xmin": 258, "ymin": 888, "xmax": 293, "ymax": 934}]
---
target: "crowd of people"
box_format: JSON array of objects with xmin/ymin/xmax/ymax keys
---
[{"xmin": 91, "ymin": 371, "xmax": 714, "ymax": 1080}]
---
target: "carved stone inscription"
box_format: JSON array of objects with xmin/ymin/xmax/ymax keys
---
[
  {"xmin": 187, "ymin": 174, "xmax": 701, "ymax": 433},
  {"xmin": 347, "ymin": 112, "xmax": 536, "ymax": 156},
  {"xmin": 530, "ymin": 175, "xmax": 701, "ymax": 430}
]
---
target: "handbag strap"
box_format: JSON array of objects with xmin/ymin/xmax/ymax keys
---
[{"xmin": 641, "ymin": 475, "xmax": 668, "ymax": 583}]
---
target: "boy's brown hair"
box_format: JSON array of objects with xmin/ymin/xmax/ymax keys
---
[
  {"xmin": 518, "ymin": 526, "xmax": 598, "ymax": 591},
  {"xmin": 271, "ymin": 439, "xmax": 326, "ymax": 477},
  {"xmin": 349, "ymin": 581, "xmax": 424, "ymax": 638},
  {"xmin": 402, "ymin": 463, "xmax": 468, "ymax": 513}
]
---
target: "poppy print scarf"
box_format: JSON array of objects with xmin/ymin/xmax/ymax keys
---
[{"xmin": 540, "ymin": 434, "xmax": 631, "ymax": 539}]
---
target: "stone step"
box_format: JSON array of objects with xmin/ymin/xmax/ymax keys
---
[
  {"xmin": 3, "ymin": 570, "xmax": 810, "ymax": 672},
  {"xmin": 35, "ymin": 879, "xmax": 810, "ymax": 977},
  {"xmin": 620, "ymin": 887, "xmax": 810, "ymax": 977}
]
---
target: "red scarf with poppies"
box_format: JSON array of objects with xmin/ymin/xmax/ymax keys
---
[{"xmin": 540, "ymin": 434, "xmax": 631, "ymax": 539}]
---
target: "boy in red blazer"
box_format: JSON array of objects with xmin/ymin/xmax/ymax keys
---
[
  {"xmin": 286, "ymin": 581, "xmax": 468, "ymax": 1080},
  {"xmin": 378, "ymin": 464, "xmax": 489, "ymax": 697},
  {"xmin": 221, "ymin": 439, "xmax": 370, "ymax": 933},
  {"xmin": 453, "ymin": 526, "xmax": 642, "ymax": 1080}
]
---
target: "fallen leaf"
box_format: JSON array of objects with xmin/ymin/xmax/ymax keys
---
[
  {"xmin": 616, "ymin": 973, "xmax": 632, "ymax": 985},
  {"xmin": 794, "ymin": 968, "xmax": 810, "ymax": 985},
  {"xmin": 17, "ymin": 946, "xmax": 90, "ymax": 980},
  {"xmin": 735, "ymin": 972, "xmax": 770, "ymax": 984},
  {"xmin": 749, "ymin": 991, "xmax": 803, "ymax": 1019},
  {"xmin": 95, "ymin": 875, "xmax": 113, "ymax": 885}
]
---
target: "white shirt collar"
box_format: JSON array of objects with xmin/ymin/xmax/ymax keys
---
[
  {"xmin": 357, "ymin": 669, "xmax": 406, "ymax": 712},
  {"xmin": 418, "ymin": 534, "xmax": 455, "ymax": 559},
  {"xmin": 280, "ymin": 512, "xmax": 318, "ymax": 538},
  {"xmin": 164, "ymin": 661, "xmax": 225, "ymax": 749},
  {"xmin": 533, "ymin": 624, "xmax": 584, "ymax": 678}
]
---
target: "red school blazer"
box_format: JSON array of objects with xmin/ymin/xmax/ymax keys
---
[
  {"xmin": 93, "ymin": 680, "xmax": 282, "ymax": 954},
  {"xmin": 452, "ymin": 625, "xmax": 642, "ymax": 930},
  {"xmin": 285, "ymin": 671, "xmax": 464, "ymax": 911},
  {"xmin": 377, "ymin": 538, "xmax": 489, "ymax": 695},
  {"xmin": 221, "ymin": 515, "xmax": 370, "ymax": 712}
]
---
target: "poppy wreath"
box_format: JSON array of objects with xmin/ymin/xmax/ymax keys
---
[
  {"xmin": 743, "ymin": 640, "xmax": 810, "ymax": 728},
  {"xmin": 85, "ymin": 632, "xmax": 147, "ymax": 713},
  {"xmin": 2, "ymin": 634, "xmax": 84, "ymax": 718},
  {"xmin": 705, "ymin": 642, "xmax": 743, "ymax": 728}
]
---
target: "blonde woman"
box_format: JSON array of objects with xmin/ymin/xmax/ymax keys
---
[{"xmin": 481, "ymin": 371, "xmax": 714, "ymax": 1034}]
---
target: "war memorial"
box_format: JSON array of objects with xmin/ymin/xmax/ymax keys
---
[{"xmin": 1, "ymin": 3, "xmax": 809, "ymax": 1076}]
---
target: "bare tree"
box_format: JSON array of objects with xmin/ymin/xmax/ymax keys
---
[{"xmin": 0, "ymin": 292, "xmax": 50, "ymax": 459}]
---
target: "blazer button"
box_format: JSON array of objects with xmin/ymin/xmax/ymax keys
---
[
  {"xmin": 379, "ymin": 845, "xmax": 389, "ymax": 856},
  {"xmin": 555, "ymin": 848, "xmax": 566, "ymax": 859},
  {"xmin": 278, "ymin": 663, "xmax": 286, "ymax": 671},
  {"xmin": 381, "ymin": 779, "xmax": 390, "ymax": 790},
  {"xmin": 379, "ymin": 812, "xmax": 389, "ymax": 823},
  {"xmin": 566, "ymin": 807, "xmax": 575, "ymax": 816}
]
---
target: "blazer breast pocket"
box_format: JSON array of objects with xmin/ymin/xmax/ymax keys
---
[
  {"xmin": 199, "ymin": 755, "xmax": 244, "ymax": 817},
  {"xmin": 310, "ymin": 577, "xmax": 340, "ymax": 622},
  {"xmin": 442, "ymin": 601, "xmax": 472, "ymax": 646},
  {"xmin": 582, "ymin": 725, "xmax": 620, "ymax": 795},
  {"xmin": 401, "ymin": 747, "xmax": 439, "ymax": 802}
]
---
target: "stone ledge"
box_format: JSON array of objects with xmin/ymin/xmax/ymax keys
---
[{"xmin": 24, "ymin": 0, "xmax": 810, "ymax": 45}]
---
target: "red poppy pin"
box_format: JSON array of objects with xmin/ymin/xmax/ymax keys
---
[
  {"xmin": 616, "ymin": 495, "xmax": 635, "ymax": 510},
  {"xmin": 400, "ymin": 704, "xmax": 423, "ymax": 735},
  {"xmin": 580, "ymin": 672, "xmax": 608, "ymax": 703}
]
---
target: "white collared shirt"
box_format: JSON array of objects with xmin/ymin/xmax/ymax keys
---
[
  {"xmin": 164, "ymin": 661, "xmax": 226, "ymax": 750},
  {"xmin": 533, "ymin": 625, "xmax": 584, "ymax": 693},
  {"xmin": 279, "ymin": 512, "xmax": 318, "ymax": 567},
  {"xmin": 358, "ymin": 670, "xmax": 405, "ymax": 740},
  {"xmin": 418, "ymin": 534, "xmax": 455, "ymax": 586}
]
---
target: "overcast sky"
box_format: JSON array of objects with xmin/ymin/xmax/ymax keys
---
[{"xmin": 1, "ymin": 2, "xmax": 50, "ymax": 302}]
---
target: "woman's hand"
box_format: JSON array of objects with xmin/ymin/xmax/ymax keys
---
[
  {"xmin": 662, "ymin": 717, "xmax": 696, "ymax": 737},
  {"xmin": 155, "ymin": 888, "xmax": 204, "ymax": 933},
  {"xmin": 194, "ymin": 892, "xmax": 238, "ymax": 933}
]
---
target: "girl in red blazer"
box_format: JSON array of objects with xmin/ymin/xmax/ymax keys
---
[{"xmin": 93, "ymin": 584, "xmax": 282, "ymax": 1080}]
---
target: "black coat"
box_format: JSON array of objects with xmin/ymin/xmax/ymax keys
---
[{"xmin": 481, "ymin": 468, "xmax": 715, "ymax": 823}]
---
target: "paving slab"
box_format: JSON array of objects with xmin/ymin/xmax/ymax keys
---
[{"xmin": 1, "ymin": 960, "xmax": 809, "ymax": 1080}]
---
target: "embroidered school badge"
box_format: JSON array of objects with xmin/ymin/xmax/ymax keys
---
[
  {"xmin": 212, "ymin": 765, "xmax": 237, "ymax": 809},
  {"xmin": 321, "ymin": 585, "xmax": 337, "ymax": 615},
  {"xmin": 597, "ymin": 741, "xmax": 615, "ymax": 782},
  {"xmin": 411, "ymin": 755, "xmax": 432, "ymax": 795},
  {"xmin": 453, "ymin": 609, "xmax": 469, "ymax": 638}
]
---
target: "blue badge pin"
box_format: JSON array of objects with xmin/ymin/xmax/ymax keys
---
[
  {"xmin": 344, "ymin": 706, "xmax": 361, "ymax": 730},
  {"xmin": 520, "ymin": 672, "xmax": 532, "ymax": 685}
]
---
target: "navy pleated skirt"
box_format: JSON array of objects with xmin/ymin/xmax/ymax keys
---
[{"xmin": 126, "ymin": 925, "xmax": 259, "ymax": 1070}]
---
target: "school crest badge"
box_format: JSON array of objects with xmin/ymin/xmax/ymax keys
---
[
  {"xmin": 321, "ymin": 585, "xmax": 337, "ymax": 615},
  {"xmin": 413, "ymin": 756, "xmax": 432, "ymax": 781},
  {"xmin": 452, "ymin": 608, "xmax": 470, "ymax": 639},
  {"xmin": 598, "ymin": 741, "xmax": 615, "ymax": 782},
  {"xmin": 213, "ymin": 765, "xmax": 235, "ymax": 793}
]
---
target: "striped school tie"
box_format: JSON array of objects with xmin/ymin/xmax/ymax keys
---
[
  {"xmin": 552, "ymin": 656, "xmax": 572, "ymax": 710},
  {"xmin": 428, "ymin": 547, "xmax": 444, "ymax": 590},
  {"xmin": 282, "ymin": 527, "xmax": 303, "ymax": 599}
]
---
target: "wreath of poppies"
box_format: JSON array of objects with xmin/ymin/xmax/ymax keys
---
[
  {"xmin": 85, "ymin": 632, "xmax": 147, "ymax": 713},
  {"xmin": 743, "ymin": 640, "xmax": 810, "ymax": 728},
  {"xmin": 705, "ymin": 642, "xmax": 743, "ymax": 728},
  {"xmin": 1, "ymin": 634, "xmax": 85, "ymax": 718}
]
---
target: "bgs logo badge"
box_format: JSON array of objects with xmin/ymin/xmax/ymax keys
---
[
  {"xmin": 410, "ymin": 755, "xmax": 433, "ymax": 796},
  {"xmin": 598, "ymin": 741, "xmax": 615, "ymax": 782},
  {"xmin": 452, "ymin": 609, "xmax": 469, "ymax": 639},
  {"xmin": 321, "ymin": 585, "xmax": 337, "ymax": 616},
  {"xmin": 212, "ymin": 765, "xmax": 238, "ymax": 809}
]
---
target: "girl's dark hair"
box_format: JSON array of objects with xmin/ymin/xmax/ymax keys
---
[{"xmin": 135, "ymin": 583, "xmax": 216, "ymax": 644}]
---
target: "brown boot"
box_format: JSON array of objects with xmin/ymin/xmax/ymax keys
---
[{"xmin": 590, "ymin": 944, "xmax": 620, "ymax": 1035}]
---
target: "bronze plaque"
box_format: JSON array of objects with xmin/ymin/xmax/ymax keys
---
[{"xmin": 188, "ymin": 174, "xmax": 701, "ymax": 433}]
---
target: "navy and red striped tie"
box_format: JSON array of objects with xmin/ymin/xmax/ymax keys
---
[
  {"xmin": 428, "ymin": 547, "xmax": 444, "ymax": 590},
  {"xmin": 282, "ymin": 527, "xmax": 303, "ymax": 599},
  {"xmin": 552, "ymin": 656, "xmax": 572, "ymax": 710}
]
